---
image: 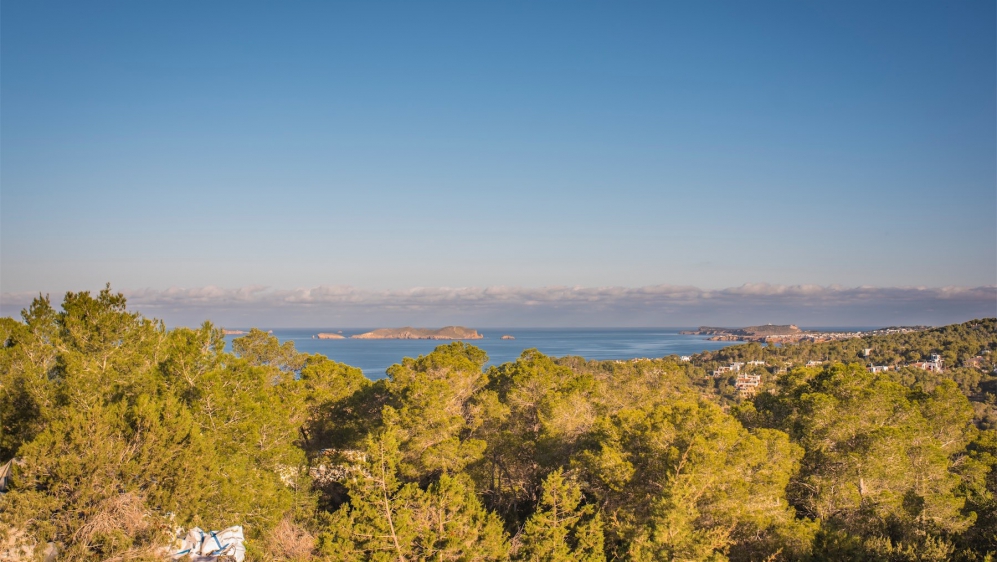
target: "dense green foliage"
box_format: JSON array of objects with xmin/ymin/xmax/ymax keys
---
[
  {"xmin": 699, "ymin": 320, "xmax": 997, "ymax": 429},
  {"xmin": 1, "ymin": 289, "xmax": 995, "ymax": 560}
]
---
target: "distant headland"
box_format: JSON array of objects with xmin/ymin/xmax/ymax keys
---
[
  {"xmin": 681, "ymin": 324, "xmax": 928, "ymax": 343},
  {"xmin": 681, "ymin": 325, "xmax": 802, "ymax": 338},
  {"xmin": 351, "ymin": 326, "xmax": 483, "ymax": 340}
]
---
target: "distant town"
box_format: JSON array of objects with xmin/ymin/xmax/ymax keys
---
[{"xmin": 680, "ymin": 324, "xmax": 929, "ymax": 343}]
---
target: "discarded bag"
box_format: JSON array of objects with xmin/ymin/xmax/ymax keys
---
[
  {"xmin": 1, "ymin": 459, "xmax": 14, "ymax": 493},
  {"xmin": 172, "ymin": 526, "xmax": 245, "ymax": 561}
]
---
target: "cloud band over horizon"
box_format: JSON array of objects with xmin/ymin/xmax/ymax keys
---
[{"xmin": 2, "ymin": 284, "xmax": 994, "ymax": 329}]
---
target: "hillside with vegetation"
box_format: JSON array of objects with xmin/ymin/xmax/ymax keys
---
[
  {"xmin": 1, "ymin": 288, "xmax": 995, "ymax": 561},
  {"xmin": 684, "ymin": 324, "xmax": 802, "ymax": 336}
]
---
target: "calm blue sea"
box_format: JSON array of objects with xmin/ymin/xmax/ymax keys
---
[{"xmin": 223, "ymin": 328, "xmax": 744, "ymax": 380}]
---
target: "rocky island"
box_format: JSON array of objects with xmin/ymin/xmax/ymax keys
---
[
  {"xmin": 316, "ymin": 333, "xmax": 345, "ymax": 339},
  {"xmin": 351, "ymin": 326, "xmax": 483, "ymax": 340}
]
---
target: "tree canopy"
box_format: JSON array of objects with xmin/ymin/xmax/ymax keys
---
[{"xmin": 1, "ymin": 288, "xmax": 995, "ymax": 561}]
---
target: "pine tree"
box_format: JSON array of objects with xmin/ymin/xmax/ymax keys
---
[{"xmin": 516, "ymin": 468, "xmax": 605, "ymax": 562}]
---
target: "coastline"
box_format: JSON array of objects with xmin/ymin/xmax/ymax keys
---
[{"xmin": 223, "ymin": 328, "xmax": 743, "ymax": 379}]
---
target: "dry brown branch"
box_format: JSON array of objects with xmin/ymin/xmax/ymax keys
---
[
  {"xmin": 70, "ymin": 492, "xmax": 170, "ymax": 560},
  {"xmin": 261, "ymin": 516, "xmax": 316, "ymax": 561}
]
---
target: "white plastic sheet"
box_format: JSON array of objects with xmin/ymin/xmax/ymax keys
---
[{"xmin": 172, "ymin": 526, "xmax": 245, "ymax": 561}]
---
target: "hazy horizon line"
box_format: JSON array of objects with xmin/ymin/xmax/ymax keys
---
[{"xmin": 2, "ymin": 283, "xmax": 994, "ymax": 329}]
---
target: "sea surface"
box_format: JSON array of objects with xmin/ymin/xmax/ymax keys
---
[{"xmin": 223, "ymin": 328, "xmax": 745, "ymax": 380}]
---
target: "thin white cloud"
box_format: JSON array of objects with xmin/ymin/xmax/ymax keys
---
[{"xmin": 2, "ymin": 284, "xmax": 993, "ymax": 328}]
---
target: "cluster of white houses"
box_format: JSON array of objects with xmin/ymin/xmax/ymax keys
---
[
  {"xmin": 734, "ymin": 373, "xmax": 763, "ymax": 395},
  {"xmin": 710, "ymin": 352, "xmax": 967, "ymax": 397},
  {"xmin": 712, "ymin": 362, "xmax": 747, "ymax": 377},
  {"xmin": 709, "ymin": 361, "xmax": 768, "ymax": 396},
  {"xmin": 867, "ymin": 354, "xmax": 944, "ymax": 374},
  {"xmin": 909, "ymin": 354, "xmax": 944, "ymax": 372}
]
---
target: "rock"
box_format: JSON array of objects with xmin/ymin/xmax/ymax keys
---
[
  {"xmin": 317, "ymin": 333, "xmax": 345, "ymax": 339},
  {"xmin": 351, "ymin": 326, "xmax": 483, "ymax": 340},
  {"xmin": 501, "ymin": 335, "xmax": 515, "ymax": 340}
]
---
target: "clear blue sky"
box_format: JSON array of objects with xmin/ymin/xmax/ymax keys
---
[{"xmin": 2, "ymin": 1, "xmax": 995, "ymax": 325}]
